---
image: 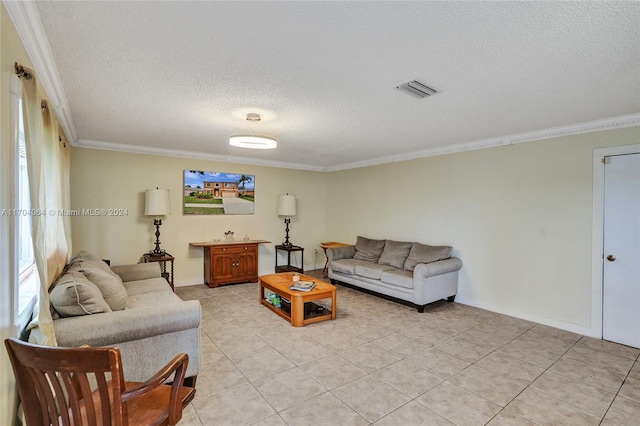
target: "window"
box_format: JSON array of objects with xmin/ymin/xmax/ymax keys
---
[{"xmin": 14, "ymin": 86, "xmax": 38, "ymax": 330}]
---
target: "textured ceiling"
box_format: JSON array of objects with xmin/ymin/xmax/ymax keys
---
[{"xmin": 31, "ymin": 1, "xmax": 640, "ymax": 170}]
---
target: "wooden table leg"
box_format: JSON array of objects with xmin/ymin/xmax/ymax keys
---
[
  {"xmin": 322, "ymin": 247, "xmax": 329, "ymax": 277},
  {"xmin": 331, "ymin": 289, "xmax": 337, "ymax": 320},
  {"xmin": 291, "ymin": 296, "xmax": 305, "ymax": 327}
]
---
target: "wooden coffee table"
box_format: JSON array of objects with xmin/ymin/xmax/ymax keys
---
[{"xmin": 259, "ymin": 272, "xmax": 337, "ymax": 327}]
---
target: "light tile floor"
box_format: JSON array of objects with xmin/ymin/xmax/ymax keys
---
[{"xmin": 176, "ymin": 270, "xmax": 640, "ymax": 426}]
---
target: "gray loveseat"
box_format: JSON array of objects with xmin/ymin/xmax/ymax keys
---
[
  {"xmin": 49, "ymin": 251, "xmax": 201, "ymax": 385},
  {"xmin": 327, "ymin": 237, "xmax": 462, "ymax": 312}
]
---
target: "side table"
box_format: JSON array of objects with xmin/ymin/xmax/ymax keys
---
[
  {"xmin": 143, "ymin": 253, "xmax": 174, "ymax": 291},
  {"xmin": 275, "ymin": 245, "xmax": 304, "ymax": 273}
]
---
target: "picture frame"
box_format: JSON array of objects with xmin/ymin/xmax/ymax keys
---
[{"xmin": 183, "ymin": 170, "xmax": 255, "ymax": 215}]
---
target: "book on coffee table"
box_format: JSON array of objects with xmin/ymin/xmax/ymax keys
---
[{"xmin": 290, "ymin": 281, "xmax": 316, "ymax": 292}]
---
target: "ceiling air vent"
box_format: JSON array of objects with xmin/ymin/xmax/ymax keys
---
[{"xmin": 395, "ymin": 80, "xmax": 438, "ymax": 98}]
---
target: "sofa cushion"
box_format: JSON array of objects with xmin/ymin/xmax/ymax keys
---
[
  {"xmin": 378, "ymin": 240, "xmax": 413, "ymax": 269},
  {"xmin": 331, "ymin": 258, "xmax": 371, "ymax": 275},
  {"xmin": 67, "ymin": 260, "xmax": 128, "ymax": 311},
  {"xmin": 123, "ymin": 277, "xmax": 173, "ymax": 296},
  {"xmin": 126, "ymin": 290, "xmax": 184, "ymax": 309},
  {"xmin": 353, "ymin": 236, "xmax": 386, "ymax": 262},
  {"xmin": 50, "ymin": 271, "xmax": 112, "ymax": 317},
  {"xmin": 355, "ymin": 263, "xmax": 395, "ymax": 280},
  {"xmin": 68, "ymin": 250, "xmax": 112, "ymax": 273},
  {"xmin": 404, "ymin": 243, "xmax": 452, "ymax": 271},
  {"xmin": 380, "ymin": 269, "xmax": 414, "ymax": 289}
]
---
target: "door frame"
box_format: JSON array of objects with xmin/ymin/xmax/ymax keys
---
[{"xmin": 591, "ymin": 144, "xmax": 640, "ymax": 338}]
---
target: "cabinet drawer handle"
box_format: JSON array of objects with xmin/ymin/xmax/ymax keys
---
[
  {"xmin": 244, "ymin": 246, "xmax": 248, "ymax": 250},
  {"xmin": 222, "ymin": 248, "xmax": 226, "ymax": 251}
]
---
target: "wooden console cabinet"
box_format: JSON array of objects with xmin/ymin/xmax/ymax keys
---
[{"xmin": 190, "ymin": 240, "xmax": 270, "ymax": 288}]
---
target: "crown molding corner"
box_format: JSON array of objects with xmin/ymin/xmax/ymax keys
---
[{"xmin": 4, "ymin": 0, "xmax": 78, "ymax": 143}]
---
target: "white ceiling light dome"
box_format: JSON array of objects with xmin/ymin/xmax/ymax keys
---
[{"xmin": 229, "ymin": 135, "xmax": 277, "ymax": 149}]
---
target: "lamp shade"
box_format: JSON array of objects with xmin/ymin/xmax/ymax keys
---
[
  {"xmin": 145, "ymin": 188, "xmax": 171, "ymax": 216},
  {"xmin": 277, "ymin": 194, "xmax": 296, "ymax": 217}
]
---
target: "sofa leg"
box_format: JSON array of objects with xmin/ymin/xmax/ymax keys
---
[
  {"xmin": 447, "ymin": 295, "xmax": 455, "ymax": 303},
  {"xmin": 417, "ymin": 305, "xmax": 425, "ymax": 313},
  {"xmin": 183, "ymin": 375, "xmax": 197, "ymax": 388},
  {"xmin": 330, "ymin": 279, "xmax": 337, "ymax": 285}
]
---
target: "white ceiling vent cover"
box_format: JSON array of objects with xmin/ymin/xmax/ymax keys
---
[{"xmin": 396, "ymin": 80, "xmax": 438, "ymax": 98}]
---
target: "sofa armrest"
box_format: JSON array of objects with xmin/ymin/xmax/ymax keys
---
[
  {"xmin": 413, "ymin": 257, "xmax": 463, "ymax": 279},
  {"xmin": 54, "ymin": 300, "xmax": 201, "ymax": 347},
  {"xmin": 111, "ymin": 262, "xmax": 162, "ymax": 282},
  {"xmin": 327, "ymin": 245, "xmax": 356, "ymax": 262}
]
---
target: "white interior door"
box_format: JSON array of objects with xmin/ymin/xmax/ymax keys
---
[{"xmin": 602, "ymin": 153, "xmax": 640, "ymax": 348}]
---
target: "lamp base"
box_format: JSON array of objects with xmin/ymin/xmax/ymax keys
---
[
  {"xmin": 150, "ymin": 218, "xmax": 167, "ymax": 257},
  {"xmin": 282, "ymin": 217, "xmax": 293, "ymax": 248},
  {"xmin": 147, "ymin": 249, "xmax": 167, "ymax": 257}
]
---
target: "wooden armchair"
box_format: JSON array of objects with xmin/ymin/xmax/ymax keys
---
[{"xmin": 4, "ymin": 338, "xmax": 196, "ymax": 426}]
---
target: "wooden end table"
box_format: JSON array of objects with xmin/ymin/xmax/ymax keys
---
[
  {"xmin": 274, "ymin": 245, "xmax": 304, "ymax": 273},
  {"xmin": 143, "ymin": 253, "xmax": 174, "ymax": 291},
  {"xmin": 259, "ymin": 272, "xmax": 336, "ymax": 327},
  {"xmin": 320, "ymin": 241, "xmax": 349, "ymax": 277}
]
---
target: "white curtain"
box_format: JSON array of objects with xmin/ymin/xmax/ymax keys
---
[{"xmin": 20, "ymin": 72, "xmax": 71, "ymax": 345}]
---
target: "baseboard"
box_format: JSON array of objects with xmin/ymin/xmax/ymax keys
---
[
  {"xmin": 454, "ymin": 296, "xmax": 596, "ymax": 338},
  {"xmin": 174, "ymin": 279, "xmax": 205, "ymax": 288}
]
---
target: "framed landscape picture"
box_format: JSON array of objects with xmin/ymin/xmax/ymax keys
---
[{"xmin": 184, "ymin": 170, "xmax": 255, "ymax": 215}]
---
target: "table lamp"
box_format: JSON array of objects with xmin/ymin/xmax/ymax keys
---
[
  {"xmin": 145, "ymin": 188, "xmax": 171, "ymax": 256},
  {"xmin": 277, "ymin": 194, "xmax": 296, "ymax": 247}
]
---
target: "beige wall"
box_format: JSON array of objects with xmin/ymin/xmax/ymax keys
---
[
  {"xmin": 325, "ymin": 126, "xmax": 640, "ymax": 334},
  {"xmin": 70, "ymin": 148, "xmax": 328, "ymax": 285}
]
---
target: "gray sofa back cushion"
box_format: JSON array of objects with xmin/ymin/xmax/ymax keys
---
[
  {"xmin": 353, "ymin": 236, "xmax": 386, "ymax": 262},
  {"xmin": 50, "ymin": 271, "xmax": 112, "ymax": 317},
  {"xmin": 70, "ymin": 250, "xmax": 112, "ymax": 273},
  {"xmin": 378, "ymin": 240, "xmax": 413, "ymax": 269},
  {"xmin": 404, "ymin": 243, "xmax": 452, "ymax": 271},
  {"xmin": 67, "ymin": 260, "xmax": 128, "ymax": 311}
]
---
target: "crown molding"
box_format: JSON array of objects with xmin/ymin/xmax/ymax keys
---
[
  {"xmin": 79, "ymin": 112, "xmax": 639, "ymax": 173},
  {"xmin": 76, "ymin": 139, "xmax": 327, "ymax": 172},
  {"xmin": 324, "ymin": 113, "xmax": 640, "ymax": 172},
  {"xmin": 4, "ymin": 0, "xmax": 78, "ymax": 144},
  {"xmin": 6, "ymin": 1, "xmax": 637, "ymax": 172}
]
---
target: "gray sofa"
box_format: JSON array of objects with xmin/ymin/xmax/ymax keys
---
[
  {"xmin": 49, "ymin": 251, "xmax": 201, "ymax": 385},
  {"xmin": 327, "ymin": 237, "xmax": 462, "ymax": 312}
]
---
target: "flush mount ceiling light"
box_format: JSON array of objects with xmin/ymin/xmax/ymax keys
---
[
  {"xmin": 229, "ymin": 135, "xmax": 277, "ymax": 149},
  {"xmin": 229, "ymin": 113, "xmax": 277, "ymax": 149}
]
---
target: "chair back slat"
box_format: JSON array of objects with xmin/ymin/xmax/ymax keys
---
[
  {"xmin": 59, "ymin": 371, "xmax": 80, "ymax": 426},
  {"xmin": 30, "ymin": 370, "xmax": 60, "ymax": 424},
  {"xmin": 94, "ymin": 372, "xmax": 114, "ymax": 424}
]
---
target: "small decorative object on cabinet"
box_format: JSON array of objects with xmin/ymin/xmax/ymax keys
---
[
  {"xmin": 275, "ymin": 244, "xmax": 304, "ymax": 273},
  {"xmin": 190, "ymin": 240, "xmax": 270, "ymax": 288}
]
